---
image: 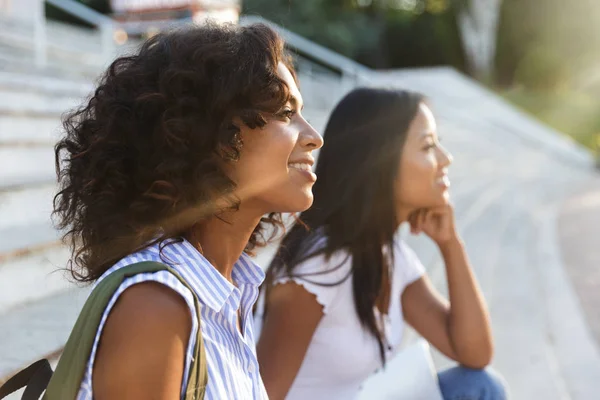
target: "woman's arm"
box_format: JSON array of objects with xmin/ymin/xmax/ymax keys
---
[
  {"xmin": 93, "ymin": 282, "xmax": 192, "ymax": 400},
  {"xmin": 257, "ymin": 282, "xmax": 324, "ymax": 400},
  {"xmin": 401, "ymin": 205, "xmax": 493, "ymax": 369}
]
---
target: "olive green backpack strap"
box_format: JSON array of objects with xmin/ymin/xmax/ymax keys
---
[{"xmin": 43, "ymin": 261, "xmax": 207, "ymax": 400}]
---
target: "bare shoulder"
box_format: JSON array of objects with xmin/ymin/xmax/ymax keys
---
[
  {"xmin": 111, "ymin": 281, "xmax": 192, "ymax": 328},
  {"xmin": 258, "ymin": 281, "xmax": 324, "ymax": 400},
  {"xmin": 93, "ymin": 281, "xmax": 193, "ymax": 400},
  {"xmin": 268, "ymin": 280, "xmax": 322, "ymax": 307}
]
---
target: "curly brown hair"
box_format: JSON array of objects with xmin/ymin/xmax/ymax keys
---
[{"xmin": 53, "ymin": 22, "xmax": 294, "ymax": 282}]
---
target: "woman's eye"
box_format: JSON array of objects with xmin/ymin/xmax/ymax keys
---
[{"xmin": 278, "ymin": 109, "xmax": 296, "ymax": 120}]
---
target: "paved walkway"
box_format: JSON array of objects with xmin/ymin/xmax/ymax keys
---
[{"xmin": 559, "ymin": 176, "xmax": 600, "ymax": 348}]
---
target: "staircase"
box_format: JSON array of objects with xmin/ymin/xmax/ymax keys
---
[
  {"xmin": 1, "ymin": 11, "xmax": 600, "ymax": 400},
  {"xmin": 0, "ymin": 40, "xmax": 95, "ymax": 392}
]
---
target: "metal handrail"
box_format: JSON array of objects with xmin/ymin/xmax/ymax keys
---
[
  {"xmin": 30, "ymin": 5, "xmax": 371, "ymax": 88},
  {"xmin": 46, "ymin": 0, "xmax": 114, "ymax": 26},
  {"xmin": 35, "ymin": 0, "xmax": 117, "ymax": 67},
  {"xmin": 239, "ymin": 15, "xmax": 373, "ymax": 87}
]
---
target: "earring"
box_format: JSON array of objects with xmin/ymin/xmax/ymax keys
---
[{"xmin": 223, "ymin": 131, "xmax": 243, "ymax": 162}]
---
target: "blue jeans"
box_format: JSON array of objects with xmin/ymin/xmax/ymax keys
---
[{"xmin": 438, "ymin": 367, "xmax": 508, "ymax": 400}]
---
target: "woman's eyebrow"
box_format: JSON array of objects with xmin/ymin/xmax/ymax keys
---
[{"xmin": 289, "ymin": 94, "xmax": 303, "ymax": 110}]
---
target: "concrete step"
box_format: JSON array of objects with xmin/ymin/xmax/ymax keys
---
[
  {"xmin": 488, "ymin": 192, "xmax": 568, "ymax": 399},
  {"xmin": 0, "ymin": 220, "xmax": 59, "ymax": 258},
  {"xmin": 0, "ymin": 18, "xmax": 105, "ymax": 67},
  {"xmin": 0, "ymin": 16, "xmax": 140, "ymax": 79},
  {"xmin": 483, "ymin": 177, "xmax": 595, "ymax": 399},
  {"xmin": 0, "ymin": 147, "xmax": 55, "ymax": 189},
  {"xmin": 0, "ymin": 284, "xmax": 91, "ymax": 381},
  {"xmin": 437, "ymin": 114, "xmax": 526, "ymax": 153},
  {"xmin": 297, "ymin": 72, "xmax": 344, "ymax": 110},
  {"xmin": 0, "ymin": 244, "xmax": 73, "ymax": 313},
  {"xmin": 0, "ymin": 114, "xmax": 62, "ymax": 145},
  {"xmin": 0, "ymin": 72, "xmax": 91, "ymax": 145},
  {"xmin": 0, "ymin": 183, "xmax": 55, "ymax": 226},
  {"xmin": 0, "ymin": 40, "xmax": 32, "ymax": 62},
  {"xmin": 0, "ymin": 88, "xmax": 86, "ymax": 117},
  {"xmin": 0, "ymin": 70, "xmax": 93, "ymax": 97},
  {"xmin": 530, "ymin": 195, "xmax": 600, "ymax": 400},
  {"xmin": 0, "ymin": 44, "xmax": 101, "ymax": 81},
  {"xmin": 0, "ymin": 183, "xmax": 58, "ymax": 251}
]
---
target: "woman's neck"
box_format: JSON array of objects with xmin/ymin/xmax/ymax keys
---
[
  {"xmin": 396, "ymin": 205, "xmax": 414, "ymax": 226},
  {"xmin": 187, "ymin": 209, "xmax": 261, "ymax": 283}
]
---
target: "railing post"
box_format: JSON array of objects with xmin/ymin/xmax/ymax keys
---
[
  {"xmin": 340, "ymin": 67, "xmax": 358, "ymax": 96},
  {"xmin": 33, "ymin": 0, "xmax": 47, "ymax": 68},
  {"xmin": 100, "ymin": 22, "xmax": 115, "ymax": 64}
]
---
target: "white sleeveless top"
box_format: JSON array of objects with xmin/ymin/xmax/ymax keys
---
[{"xmin": 255, "ymin": 234, "xmax": 425, "ymax": 400}]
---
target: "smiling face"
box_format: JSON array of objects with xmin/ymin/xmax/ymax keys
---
[
  {"xmin": 395, "ymin": 103, "xmax": 453, "ymax": 217},
  {"xmin": 226, "ymin": 62, "xmax": 324, "ymax": 214}
]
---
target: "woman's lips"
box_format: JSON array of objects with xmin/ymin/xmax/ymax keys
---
[{"xmin": 437, "ymin": 175, "xmax": 450, "ymax": 188}]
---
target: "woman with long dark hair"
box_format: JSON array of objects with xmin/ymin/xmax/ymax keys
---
[
  {"xmin": 52, "ymin": 22, "xmax": 322, "ymax": 399},
  {"xmin": 257, "ymin": 88, "xmax": 507, "ymax": 399}
]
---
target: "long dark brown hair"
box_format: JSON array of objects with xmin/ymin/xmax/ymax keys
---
[
  {"xmin": 53, "ymin": 22, "xmax": 295, "ymax": 282},
  {"xmin": 263, "ymin": 87, "xmax": 424, "ymax": 364}
]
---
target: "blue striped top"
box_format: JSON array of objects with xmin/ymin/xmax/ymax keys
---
[{"xmin": 76, "ymin": 237, "xmax": 268, "ymax": 399}]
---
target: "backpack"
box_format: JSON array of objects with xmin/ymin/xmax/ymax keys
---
[{"xmin": 0, "ymin": 261, "xmax": 207, "ymax": 400}]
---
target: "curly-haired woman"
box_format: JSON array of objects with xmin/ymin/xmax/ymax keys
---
[{"xmin": 53, "ymin": 22, "xmax": 322, "ymax": 399}]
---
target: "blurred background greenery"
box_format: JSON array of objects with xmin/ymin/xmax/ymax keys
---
[{"xmin": 56, "ymin": 0, "xmax": 600, "ymax": 151}]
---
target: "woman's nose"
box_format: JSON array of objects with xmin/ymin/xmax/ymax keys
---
[
  {"xmin": 300, "ymin": 120, "xmax": 324, "ymax": 150},
  {"xmin": 439, "ymin": 145, "xmax": 453, "ymax": 167}
]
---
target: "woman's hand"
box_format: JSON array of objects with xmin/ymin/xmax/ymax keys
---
[
  {"xmin": 408, "ymin": 204, "xmax": 459, "ymax": 246},
  {"xmin": 405, "ymin": 204, "xmax": 494, "ymax": 368}
]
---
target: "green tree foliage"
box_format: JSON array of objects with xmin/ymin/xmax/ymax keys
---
[
  {"xmin": 243, "ymin": 0, "xmax": 465, "ymax": 70},
  {"xmin": 514, "ymin": 46, "xmax": 569, "ymax": 91},
  {"xmin": 496, "ymin": 0, "xmax": 600, "ymax": 149},
  {"xmin": 243, "ymin": 0, "xmax": 383, "ymax": 65},
  {"xmin": 382, "ymin": 8, "xmax": 465, "ymax": 70},
  {"xmin": 495, "ymin": 0, "xmax": 600, "ymax": 89}
]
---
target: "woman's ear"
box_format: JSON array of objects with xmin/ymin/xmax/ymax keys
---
[{"xmin": 219, "ymin": 122, "xmax": 244, "ymax": 162}]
